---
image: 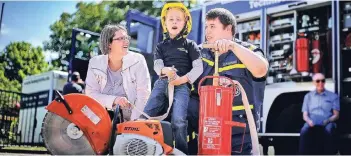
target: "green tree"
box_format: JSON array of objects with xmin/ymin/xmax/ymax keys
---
[
  {"xmin": 44, "ymin": 1, "xmax": 197, "ymax": 71},
  {"xmin": 0, "ymin": 42, "xmax": 49, "ymax": 92}
]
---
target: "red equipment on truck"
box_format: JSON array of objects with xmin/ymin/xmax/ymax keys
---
[
  {"xmin": 296, "ymin": 33, "xmax": 310, "ymax": 72},
  {"xmin": 311, "ymin": 33, "xmax": 322, "ymax": 73},
  {"xmin": 197, "ymin": 44, "xmax": 260, "ymax": 155}
]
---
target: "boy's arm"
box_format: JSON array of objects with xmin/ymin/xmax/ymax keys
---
[
  {"xmin": 185, "ymin": 41, "xmax": 203, "ymax": 84},
  {"xmin": 154, "ymin": 44, "xmax": 165, "ymax": 76}
]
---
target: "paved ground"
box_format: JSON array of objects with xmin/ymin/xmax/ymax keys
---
[{"xmin": 0, "ymin": 144, "xmax": 276, "ymax": 155}]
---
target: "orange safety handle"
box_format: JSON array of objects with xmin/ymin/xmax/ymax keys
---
[{"xmin": 198, "ymin": 75, "xmax": 235, "ymax": 96}]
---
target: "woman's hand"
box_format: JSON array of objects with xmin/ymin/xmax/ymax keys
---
[
  {"xmin": 170, "ymin": 76, "xmax": 188, "ymax": 86},
  {"xmin": 113, "ymin": 97, "xmax": 131, "ymax": 109}
]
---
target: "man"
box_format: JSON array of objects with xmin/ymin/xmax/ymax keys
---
[
  {"xmin": 63, "ymin": 71, "xmax": 84, "ymax": 95},
  {"xmin": 299, "ymin": 73, "xmax": 340, "ymax": 154},
  {"xmin": 185, "ymin": 8, "xmax": 268, "ymax": 155}
]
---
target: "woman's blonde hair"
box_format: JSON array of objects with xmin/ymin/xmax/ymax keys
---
[{"xmin": 99, "ymin": 24, "xmax": 127, "ymax": 55}]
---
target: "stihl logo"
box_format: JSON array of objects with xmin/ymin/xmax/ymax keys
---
[{"xmin": 124, "ymin": 127, "xmax": 140, "ymax": 131}]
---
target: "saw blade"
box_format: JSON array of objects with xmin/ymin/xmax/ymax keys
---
[{"xmin": 41, "ymin": 112, "xmax": 95, "ymax": 155}]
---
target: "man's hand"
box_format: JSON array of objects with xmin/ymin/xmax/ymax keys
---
[
  {"xmin": 323, "ymin": 119, "xmax": 330, "ymax": 126},
  {"xmin": 162, "ymin": 67, "xmax": 176, "ymax": 78},
  {"xmin": 307, "ymin": 120, "xmax": 314, "ymax": 127},
  {"xmin": 113, "ymin": 97, "xmax": 130, "ymax": 109},
  {"xmin": 219, "ymin": 78, "xmax": 233, "ymax": 87},
  {"xmin": 212, "ymin": 39, "xmax": 235, "ymax": 55},
  {"xmin": 170, "ymin": 76, "xmax": 188, "ymax": 86}
]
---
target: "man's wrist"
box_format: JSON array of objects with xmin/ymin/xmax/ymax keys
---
[{"xmin": 230, "ymin": 41, "xmax": 236, "ymax": 51}]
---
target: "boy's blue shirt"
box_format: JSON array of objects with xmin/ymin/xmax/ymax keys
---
[{"xmin": 154, "ymin": 37, "xmax": 201, "ymax": 78}]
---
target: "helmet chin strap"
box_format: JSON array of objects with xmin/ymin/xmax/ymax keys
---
[{"xmin": 163, "ymin": 20, "xmax": 189, "ymax": 40}]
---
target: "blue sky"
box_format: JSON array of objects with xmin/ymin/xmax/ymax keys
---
[{"xmin": 0, "ymin": 1, "xmax": 78, "ymax": 61}]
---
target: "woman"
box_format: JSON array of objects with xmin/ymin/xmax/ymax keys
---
[{"xmin": 85, "ymin": 24, "xmax": 151, "ymax": 121}]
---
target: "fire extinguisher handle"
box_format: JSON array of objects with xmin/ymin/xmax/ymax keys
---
[
  {"xmin": 197, "ymin": 76, "xmax": 235, "ymax": 96},
  {"xmin": 225, "ymin": 121, "xmax": 246, "ymax": 128}
]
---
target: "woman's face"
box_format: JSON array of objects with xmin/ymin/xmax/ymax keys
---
[{"xmin": 109, "ymin": 29, "xmax": 130, "ymax": 55}]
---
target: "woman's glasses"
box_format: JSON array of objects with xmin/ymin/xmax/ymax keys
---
[{"xmin": 113, "ymin": 36, "xmax": 131, "ymax": 41}]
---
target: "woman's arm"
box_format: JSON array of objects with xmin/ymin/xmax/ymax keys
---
[
  {"xmin": 85, "ymin": 59, "xmax": 120, "ymax": 110},
  {"xmin": 130, "ymin": 55, "xmax": 152, "ymax": 120}
]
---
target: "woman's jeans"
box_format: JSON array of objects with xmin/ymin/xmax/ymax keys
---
[{"xmin": 143, "ymin": 78, "xmax": 190, "ymax": 154}]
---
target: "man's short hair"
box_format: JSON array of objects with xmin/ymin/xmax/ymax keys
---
[
  {"xmin": 206, "ymin": 8, "xmax": 237, "ymax": 36},
  {"xmin": 312, "ymin": 73, "xmax": 325, "ymax": 81},
  {"xmin": 71, "ymin": 72, "xmax": 80, "ymax": 82}
]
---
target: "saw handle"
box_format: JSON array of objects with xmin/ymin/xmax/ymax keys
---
[
  {"xmin": 54, "ymin": 90, "xmax": 72, "ymax": 114},
  {"xmin": 109, "ymin": 105, "xmax": 124, "ymax": 155}
]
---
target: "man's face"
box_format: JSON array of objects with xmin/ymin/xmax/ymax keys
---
[
  {"xmin": 165, "ymin": 8, "xmax": 186, "ymax": 38},
  {"xmin": 205, "ymin": 17, "xmax": 232, "ymax": 43},
  {"xmin": 313, "ymin": 74, "xmax": 325, "ymax": 91}
]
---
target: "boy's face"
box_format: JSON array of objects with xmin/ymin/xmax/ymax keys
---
[
  {"xmin": 205, "ymin": 17, "xmax": 232, "ymax": 43},
  {"xmin": 165, "ymin": 8, "xmax": 186, "ymax": 38}
]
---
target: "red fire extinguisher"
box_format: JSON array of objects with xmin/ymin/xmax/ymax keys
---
[
  {"xmin": 197, "ymin": 45, "xmax": 249, "ymax": 155},
  {"xmin": 197, "ymin": 75, "xmax": 246, "ymax": 155},
  {"xmin": 296, "ymin": 33, "xmax": 310, "ymax": 72},
  {"xmin": 311, "ymin": 33, "xmax": 322, "ymax": 73}
]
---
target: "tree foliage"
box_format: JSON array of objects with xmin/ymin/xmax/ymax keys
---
[
  {"xmin": 44, "ymin": 1, "xmax": 196, "ymax": 71},
  {"xmin": 0, "ymin": 42, "xmax": 48, "ymax": 92}
]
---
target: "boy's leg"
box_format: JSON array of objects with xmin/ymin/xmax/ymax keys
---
[
  {"xmin": 142, "ymin": 79, "xmax": 168, "ymax": 117},
  {"xmin": 171, "ymin": 84, "xmax": 190, "ymax": 154}
]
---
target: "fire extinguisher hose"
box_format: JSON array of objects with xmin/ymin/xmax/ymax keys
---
[
  {"xmin": 232, "ymin": 80, "xmax": 260, "ymax": 155},
  {"xmin": 129, "ymin": 76, "xmax": 175, "ymax": 121}
]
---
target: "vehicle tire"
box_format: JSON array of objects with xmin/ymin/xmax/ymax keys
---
[{"xmin": 270, "ymin": 103, "xmax": 303, "ymax": 155}]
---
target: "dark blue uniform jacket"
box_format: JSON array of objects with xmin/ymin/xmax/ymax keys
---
[{"xmin": 187, "ymin": 39, "xmax": 267, "ymax": 146}]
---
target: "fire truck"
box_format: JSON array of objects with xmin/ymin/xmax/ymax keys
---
[
  {"xmin": 118, "ymin": 0, "xmax": 351, "ymax": 154},
  {"xmin": 66, "ymin": 0, "xmax": 351, "ymax": 154}
]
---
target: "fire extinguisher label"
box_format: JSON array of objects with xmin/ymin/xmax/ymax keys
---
[
  {"xmin": 202, "ymin": 117, "xmax": 222, "ymax": 149},
  {"xmin": 311, "ymin": 49, "xmax": 320, "ymax": 64}
]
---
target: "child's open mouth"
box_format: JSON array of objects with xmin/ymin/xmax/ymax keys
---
[{"xmin": 172, "ymin": 26, "xmax": 178, "ymax": 30}]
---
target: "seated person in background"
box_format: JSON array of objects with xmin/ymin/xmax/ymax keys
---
[
  {"xmin": 299, "ymin": 73, "xmax": 340, "ymax": 155},
  {"xmin": 63, "ymin": 71, "xmax": 83, "ymax": 95}
]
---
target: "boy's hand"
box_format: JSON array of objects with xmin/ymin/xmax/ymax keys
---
[
  {"xmin": 162, "ymin": 67, "xmax": 176, "ymax": 77},
  {"xmin": 170, "ymin": 76, "xmax": 188, "ymax": 86}
]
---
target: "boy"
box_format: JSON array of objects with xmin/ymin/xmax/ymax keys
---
[{"xmin": 142, "ymin": 2, "xmax": 203, "ymax": 154}]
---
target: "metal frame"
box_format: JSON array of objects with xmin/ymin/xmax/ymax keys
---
[
  {"xmin": 335, "ymin": 0, "xmax": 340, "ymax": 95},
  {"xmin": 68, "ymin": 28, "xmax": 100, "ymax": 82},
  {"xmin": 126, "ymin": 9, "xmax": 161, "ymax": 49}
]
